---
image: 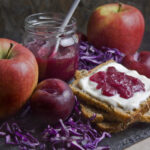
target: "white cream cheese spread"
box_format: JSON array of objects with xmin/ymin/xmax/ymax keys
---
[{"xmin": 78, "ymin": 62, "xmax": 150, "ymax": 111}]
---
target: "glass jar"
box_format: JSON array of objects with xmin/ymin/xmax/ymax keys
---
[{"xmin": 23, "ymin": 12, "xmax": 79, "ymax": 82}]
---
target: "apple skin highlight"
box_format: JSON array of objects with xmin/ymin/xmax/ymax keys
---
[
  {"xmin": 0, "ymin": 38, "xmax": 38, "ymax": 119},
  {"xmin": 87, "ymin": 3, "xmax": 145, "ymax": 55}
]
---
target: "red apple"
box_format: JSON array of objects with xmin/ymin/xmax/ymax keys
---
[
  {"xmin": 77, "ymin": 32, "xmax": 87, "ymax": 42},
  {"xmin": 0, "ymin": 38, "xmax": 38, "ymax": 119},
  {"xmin": 30, "ymin": 79, "xmax": 75, "ymax": 124},
  {"xmin": 122, "ymin": 51, "xmax": 150, "ymax": 78},
  {"xmin": 87, "ymin": 3, "xmax": 145, "ymax": 55}
]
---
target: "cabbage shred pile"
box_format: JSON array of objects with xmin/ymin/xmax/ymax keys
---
[
  {"xmin": 79, "ymin": 41, "xmax": 124, "ymax": 70},
  {"xmin": 41, "ymin": 99, "xmax": 111, "ymax": 150},
  {"xmin": 0, "ymin": 41, "xmax": 125, "ymax": 150},
  {"xmin": 0, "ymin": 99, "xmax": 111, "ymax": 150},
  {"xmin": 0, "ymin": 121, "xmax": 45, "ymax": 150}
]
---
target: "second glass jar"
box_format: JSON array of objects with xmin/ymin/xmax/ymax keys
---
[{"xmin": 23, "ymin": 12, "xmax": 79, "ymax": 82}]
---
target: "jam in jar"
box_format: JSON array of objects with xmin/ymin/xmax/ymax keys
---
[{"xmin": 23, "ymin": 12, "xmax": 79, "ymax": 81}]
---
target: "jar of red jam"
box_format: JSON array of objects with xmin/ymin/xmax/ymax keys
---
[{"xmin": 23, "ymin": 12, "xmax": 79, "ymax": 82}]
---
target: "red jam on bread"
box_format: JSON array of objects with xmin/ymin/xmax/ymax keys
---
[{"xmin": 90, "ymin": 66, "xmax": 145, "ymax": 99}]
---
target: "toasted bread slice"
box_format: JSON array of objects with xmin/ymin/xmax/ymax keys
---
[
  {"xmin": 75, "ymin": 69, "xmax": 88, "ymax": 79},
  {"xmin": 81, "ymin": 103, "xmax": 129, "ymax": 133},
  {"xmin": 80, "ymin": 100, "xmax": 150, "ymax": 133},
  {"xmin": 71, "ymin": 60, "xmax": 150, "ymax": 123},
  {"xmin": 80, "ymin": 103, "xmax": 134, "ymax": 133},
  {"xmin": 96, "ymin": 122, "xmax": 128, "ymax": 133},
  {"xmin": 80, "ymin": 104, "xmax": 104, "ymax": 123},
  {"xmin": 140, "ymin": 110, "xmax": 150, "ymax": 123},
  {"xmin": 80, "ymin": 103, "xmax": 118, "ymax": 122}
]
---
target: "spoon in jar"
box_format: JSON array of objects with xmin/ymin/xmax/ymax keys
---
[{"xmin": 50, "ymin": 0, "xmax": 80, "ymax": 57}]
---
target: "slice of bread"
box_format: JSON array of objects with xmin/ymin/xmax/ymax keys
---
[
  {"xmin": 140, "ymin": 110, "xmax": 150, "ymax": 123},
  {"xmin": 80, "ymin": 103, "xmax": 129, "ymax": 133},
  {"xmin": 80, "ymin": 103, "xmax": 119, "ymax": 122},
  {"xmin": 75, "ymin": 69, "xmax": 88, "ymax": 79},
  {"xmin": 81, "ymin": 102, "xmax": 150, "ymax": 133},
  {"xmin": 71, "ymin": 60, "xmax": 150, "ymax": 123},
  {"xmin": 96, "ymin": 121, "xmax": 129, "ymax": 133},
  {"xmin": 80, "ymin": 103, "xmax": 135, "ymax": 133},
  {"xmin": 80, "ymin": 104, "xmax": 104, "ymax": 122}
]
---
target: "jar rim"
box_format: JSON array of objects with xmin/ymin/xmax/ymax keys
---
[{"xmin": 24, "ymin": 12, "xmax": 77, "ymax": 34}]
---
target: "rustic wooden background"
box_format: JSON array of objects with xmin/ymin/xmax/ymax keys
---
[{"xmin": 0, "ymin": 0, "xmax": 150, "ymax": 42}]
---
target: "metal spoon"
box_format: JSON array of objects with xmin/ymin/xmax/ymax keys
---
[{"xmin": 50, "ymin": 0, "xmax": 80, "ymax": 57}]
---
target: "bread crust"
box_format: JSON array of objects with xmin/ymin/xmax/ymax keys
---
[
  {"xmin": 80, "ymin": 104, "xmax": 104, "ymax": 122},
  {"xmin": 80, "ymin": 103, "xmax": 150, "ymax": 133},
  {"xmin": 71, "ymin": 60, "xmax": 150, "ymax": 123},
  {"xmin": 80, "ymin": 103, "xmax": 141, "ymax": 133},
  {"xmin": 96, "ymin": 122, "xmax": 128, "ymax": 133},
  {"xmin": 140, "ymin": 111, "xmax": 150, "ymax": 123},
  {"xmin": 80, "ymin": 103, "xmax": 119, "ymax": 122}
]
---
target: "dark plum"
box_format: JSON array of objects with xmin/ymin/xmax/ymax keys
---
[{"xmin": 30, "ymin": 79, "xmax": 75, "ymax": 124}]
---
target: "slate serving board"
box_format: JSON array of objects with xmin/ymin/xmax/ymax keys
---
[
  {"xmin": 100, "ymin": 122, "xmax": 150, "ymax": 150},
  {"xmin": 0, "ymin": 119, "xmax": 150, "ymax": 150},
  {"xmin": 0, "ymin": 32, "xmax": 150, "ymax": 150},
  {"xmin": 1, "ymin": 116, "xmax": 150, "ymax": 150}
]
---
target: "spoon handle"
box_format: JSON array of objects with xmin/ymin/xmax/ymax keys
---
[
  {"xmin": 51, "ymin": 0, "xmax": 80, "ymax": 57},
  {"xmin": 60, "ymin": 0, "xmax": 80, "ymax": 33}
]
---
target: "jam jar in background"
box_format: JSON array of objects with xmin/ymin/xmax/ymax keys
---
[{"xmin": 23, "ymin": 12, "xmax": 79, "ymax": 82}]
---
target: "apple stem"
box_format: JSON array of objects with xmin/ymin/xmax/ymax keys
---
[
  {"xmin": 6, "ymin": 43, "xmax": 13, "ymax": 59},
  {"xmin": 118, "ymin": 3, "xmax": 122, "ymax": 12}
]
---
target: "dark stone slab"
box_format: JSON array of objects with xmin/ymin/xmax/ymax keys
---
[
  {"xmin": 100, "ymin": 122, "xmax": 150, "ymax": 150},
  {"xmin": 1, "ymin": 117, "xmax": 150, "ymax": 150}
]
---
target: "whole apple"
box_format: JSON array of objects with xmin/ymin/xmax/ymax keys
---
[
  {"xmin": 0, "ymin": 38, "xmax": 38, "ymax": 119},
  {"xmin": 77, "ymin": 32, "xmax": 87, "ymax": 42},
  {"xmin": 122, "ymin": 51, "xmax": 150, "ymax": 78},
  {"xmin": 87, "ymin": 3, "xmax": 145, "ymax": 55},
  {"xmin": 30, "ymin": 79, "xmax": 75, "ymax": 124}
]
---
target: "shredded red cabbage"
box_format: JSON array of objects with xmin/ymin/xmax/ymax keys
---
[
  {"xmin": 0, "ymin": 98, "xmax": 111, "ymax": 150},
  {"xmin": 79, "ymin": 41, "xmax": 125, "ymax": 70},
  {"xmin": 0, "ymin": 121, "xmax": 45, "ymax": 150},
  {"xmin": 41, "ymin": 98, "xmax": 111, "ymax": 150},
  {"xmin": 0, "ymin": 40, "xmax": 123, "ymax": 150}
]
